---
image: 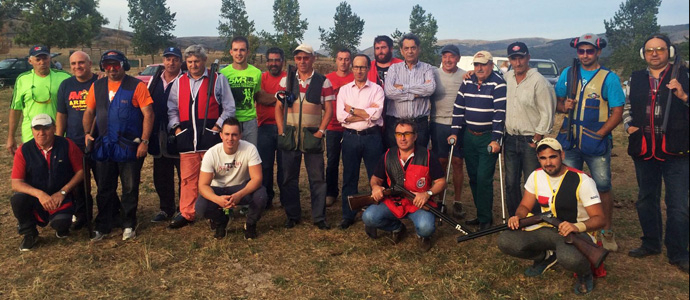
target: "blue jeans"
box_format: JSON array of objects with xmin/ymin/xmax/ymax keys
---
[
  {"xmin": 94, "ymin": 158, "xmax": 144, "ymax": 233},
  {"xmin": 429, "ymin": 122, "xmax": 463, "ymax": 158},
  {"xmin": 384, "ymin": 115, "xmax": 429, "ymax": 149},
  {"xmin": 361, "ymin": 203, "xmax": 436, "ymax": 238},
  {"xmin": 257, "ymin": 124, "xmax": 283, "ymax": 202},
  {"xmin": 326, "ymin": 130, "xmax": 343, "ymax": 198},
  {"xmin": 503, "ymin": 134, "xmax": 539, "ymax": 216},
  {"xmin": 563, "ymin": 141, "xmax": 612, "ymax": 192},
  {"xmin": 240, "ymin": 119, "xmax": 259, "ymax": 146},
  {"xmin": 633, "ymin": 157, "xmax": 689, "ymax": 263},
  {"xmin": 340, "ymin": 130, "xmax": 383, "ymax": 221}
]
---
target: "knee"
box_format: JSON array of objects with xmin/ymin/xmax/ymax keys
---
[
  {"xmin": 361, "ymin": 208, "xmax": 376, "ymax": 226},
  {"xmin": 415, "ymin": 219, "xmax": 435, "ymax": 238},
  {"xmin": 253, "ymin": 187, "xmax": 268, "ymax": 207},
  {"xmin": 50, "ymin": 215, "xmax": 71, "ymax": 232},
  {"xmin": 10, "ymin": 193, "xmax": 30, "ymax": 209}
]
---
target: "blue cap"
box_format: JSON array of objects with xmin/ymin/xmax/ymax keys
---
[
  {"xmin": 29, "ymin": 45, "xmax": 50, "ymax": 57},
  {"xmin": 102, "ymin": 50, "xmax": 127, "ymax": 62},
  {"xmin": 163, "ymin": 47, "xmax": 182, "ymax": 58},
  {"xmin": 440, "ymin": 45, "xmax": 460, "ymax": 56}
]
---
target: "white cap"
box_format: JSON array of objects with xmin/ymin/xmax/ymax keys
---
[
  {"xmin": 293, "ymin": 44, "xmax": 314, "ymax": 55},
  {"xmin": 31, "ymin": 113, "xmax": 54, "ymax": 128}
]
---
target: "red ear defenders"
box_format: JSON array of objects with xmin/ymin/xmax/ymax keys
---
[
  {"xmin": 639, "ymin": 34, "xmax": 676, "ymax": 59},
  {"xmin": 99, "ymin": 50, "xmax": 131, "ymax": 72},
  {"xmin": 570, "ymin": 36, "xmax": 607, "ymax": 49}
]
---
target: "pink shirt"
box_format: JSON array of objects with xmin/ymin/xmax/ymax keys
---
[{"xmin": 336, "ymin": 80, "xmax": 385, "ymax": 131}]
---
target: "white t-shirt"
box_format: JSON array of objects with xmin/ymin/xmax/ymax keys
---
[{"xmin": 200, "ymin": 140, "xmax": 262, "ymax": 187}]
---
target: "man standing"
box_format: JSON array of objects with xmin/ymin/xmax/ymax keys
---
[
  {"xmin": 448, "ymin": 50, "xmax": 506, "ymax": 230},
  {"xmin": 275, "ymin": 44, "xmax": 334, "ymax": 230},
  {"xmin": 336, "ymin": 54, "xmax": 385, "ymax": 229},
  {"xmin": 624, "ymin": 34, "xmax": 688, "ymax": 273},
  {"xmin": 256, "ymin": 47, "xmax": 286, "ymax": 209},
  {"xmin": 219, "ymin": 36, "xmax": 261, "ymax": 146},
  {"xmin": 166, "ymin": 45, "xmax": 235, "ymax": 230},
  {"xmin": 148, "ymin": 47, "xmax": 183, "ymax": 223},
  {"xmin": 82, "ymin": 50, "xmax": 154, "ymax": 241},
  {"xmin": 497, "ymin": 138, "xmax": 605, "ymax": 295},
  {"xmin": 7, "ymin": 45, "xmax": 70, "ymax": 155},
  {"xmin": 384, "ymin": 33, "xmax": 436, "ymax": 149},
  {"xmin": 430, "ymin": 45, "xmax": 466, "ymax": 220},
  {"xmin": 503, "ymin": 42, "xmax": 556, "ymax": 216},
  {"xmin": 11, "ymin": 114, "xmax": 84, "ymax": 251},
  {"xmin": 555, "ymin": 33, "xmax": 624, "ymax": 252},
  {"xmin": 362, "ymin": 119, "xmax": 446, "ymax": 252},
  {"xmin": 55, "ymin": 51, "xmax": 98, "ymax": 230},
  {"xmin": 324, "ymin": 48, "xmax": 354, "ymax": 207},
  {"xmin": 367, "ymin": 35, "xmax": 404, "ymax": 88},
  {"xmin": 197, "ymin": 117, "xmax": 267, "ymax": 239}
]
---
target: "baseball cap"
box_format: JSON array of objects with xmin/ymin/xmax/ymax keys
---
[
  {"xmin": 472, "ymin": 51, "xmax": 493, "ymax": 64},
  {"xmin": 440, "ymin": 45, "xmax": 460, "ymax": 56},
  {"xmin": 293, "ymin": 44, "xmax": 314, "ymax": 55},
  {"xmin": 29, "ymin": 45, "xmax": 50, "ymax": 57},
  {"xmin": 102, "ymin": 50, "xmax": 127, "ymax": 62},
  {"xmin": 507, "ymin": 42, "xmax": 529, "ymax": 57},
  {"xmin": 536, "ymin": 138, "xmax": 562, "ymax": 151},
  {"xmin": 163, "ymin": 47, "xmax": 182, "ymax": 58},
  {"xmin": 575, "ymin": 33, "xmax": 603, "ymax": 49},
  {"xmin": 31, "ymin": 114, "xmax": 54, "ymax": 128}
]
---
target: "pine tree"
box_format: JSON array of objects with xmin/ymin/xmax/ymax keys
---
[
  {"xmin": 217, "ymin": 0, "xmax": 260, "ymax": 63},
  {"xmin": 391, "ymin": 5, "xmax": 439, "ymax": 65},
  {"xmin": 260, "ymin": 0, "xmax": 309, "ymax": 58},
  {"xmin": 318, "ymin": 2, "xmax": 365, "ymax": 57},
  {"xmin": 128, "ymin": 0, "xmax": 177, "ymax": 63}
]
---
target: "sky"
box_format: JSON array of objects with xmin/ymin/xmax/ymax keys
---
[{"xmin": 100, "ymin": 0, "xmax": 690, "ymax": 50}]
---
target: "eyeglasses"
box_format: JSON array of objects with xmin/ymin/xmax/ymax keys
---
[
  {"xmin": 352, "ymin": 66, "xmax": 368, "ymax": 71},
  {"xmin": 103, "ymin": 61, "xmax": 123, "ymax": 71},
  {"xmin": 644, "ymin": 47, "xmax": 667, "ymax": 55},
  {"xmin": 31, "ymin": 73, "xmax": 52, "ymax": 104},
  {"xmin": 394, "ymin": 132, "xmax": 415, "ymax": 138},
  {"xmin": 294, "ymin": 56, "xmax": 311, "ymax": 62},
  {"xmin": 267, "ymin": 58, "xmax": 282, "ymax": 63},
  {"xmin": 576, "ymin": 48, "xmax": 597, "ymax": 55}
]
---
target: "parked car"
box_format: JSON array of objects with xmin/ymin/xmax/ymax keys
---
[
  {"xmin": 528, "ymin": 59, "xmax": 559, "ymax": 85},
  {"xmin": 0, "ymin": 53, "xmax": 61, "ymax": 88},
  {"xmin": 135, "ymin": 64, "xmax": 163, "ymax": 85}
]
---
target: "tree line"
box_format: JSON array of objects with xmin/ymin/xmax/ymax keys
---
[{"xmin": 0, "ymin": 0, "xmax": 686, "ymax": 75}]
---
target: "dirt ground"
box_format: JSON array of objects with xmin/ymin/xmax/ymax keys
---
[{"xmin": 0, "ymin": 66, "xmax": 687, "ymax": 299}]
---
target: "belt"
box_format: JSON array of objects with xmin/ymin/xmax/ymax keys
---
[
  {"xmin": 468, "ymin": 129, "xmax": 489, "ymax": 136},
  {"xmin": 345, "ymin": 126, "xmax": 381, "ymax": 136}
]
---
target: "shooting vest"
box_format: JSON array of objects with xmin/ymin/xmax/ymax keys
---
[
  {"xmin": 149, "ymin": 73, "xmax": 179, "ymax": 157},
  {"xmin": 383, "ymin": 147, "xmax": 437, "ymax": 218},
  {"xmin": 21, "ymin": 136, "xmax": 75, "ymax": 213},
  {"xmin": 92, "ymin": 75, "xmax": 143, "ymax": 162},
  {"xmin": 627, "ymin": 66, "xmax": 689, "ymax": 159},
  {"xmin": 557, "ymin": 68, "xmax": 611, "ymax": 156},
  {"xmin": 285, "ymin": 72, "xmax": 326, "ymax": 153},
  {"xmin": 175, "ymin": 72, "xmax": 222, "ymax": 153}
]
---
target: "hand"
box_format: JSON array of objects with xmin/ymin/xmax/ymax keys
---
[
  {"xmin": 627, "ymin": 126, "xmax": 640, "ymax": 134},
  {"xmin": 371, "ymin": 185, "xmax": 384, "ymax": 202},
  {"xmin": 85, "ymin": 133, "xmax": 95, "ymax": 147},
  {"xmin": 463, "ymin": 71, "xmax": 474, "ymax": 80},
  {"xmin": 412, "ymin": 191, "xmax": 430, "ymax": 208},
  {"xmin": 48, "ymin": 192, "xmax": 66, "ymax": 211},
  {"xmin": 368, "ymin": 102, "xmax": 380, "ymax": 108},
  {"xmin": 564, "ymin": 98, "xmax": 578, "ymax": 111},
  {"xmin": 136, "ymin": 142, "xmax": 148, "ymax": 158},
  {"xmin": 394, "ymin": 84, "xmax": 403, "ymax": 90},
  {"xmin": 558, "ymin": 221, "xmax": 578, "ymax": 237},
  {"xmin": 211, "ymin": 125, "xmax": 221, "ymax": 132},
  {"xmin": 447, "ymin": 134, "xmax": 457, "ymax": 145},
  {"xmin": 313, "ymin": 130, "xmax": 324, "ymax": 139},
  {"xmin": 217, "ymin": 195, "xmax": 235, "ymax": 209},
  {"xmin": 175, "ymin": 128, "xmax": 182, "ymax": 135},
  {"xmin": 228, "ymin": 191, "xmax": 245, "ymax": 206},
  {"xmin": 667, "ymin": 79, "xmax": 688, "ymax": 102},
  {"xmin": 488, "ymin": 141, "xmax": 501, "ymax": 153},
  {"xmin": 37, "ymin": 192, "xmax": 54, "ymax": 211},
  {"xmin": 6, "ymin": 135, "xmax": 17, "ymax": 156},
  {"xmin": 344, "ymin": 103, "xmax": 352, "ymax": 112},
  {"xmin": 507, "ymin": 216, "xmax": 520, "ymax": 230}
]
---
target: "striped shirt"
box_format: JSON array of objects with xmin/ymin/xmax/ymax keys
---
[
  {"xmin": 383, "ymin": 60, "xmax": 436, "ymax": 118},
  {"xmin": 451, "ymin": 72, "xmax": 507, "ymax": 142}
]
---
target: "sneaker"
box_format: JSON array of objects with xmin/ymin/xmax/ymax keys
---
[
  {"xmin": 525, "ymin": 250, "xmax": 558, "ymax": 277},
  {"xmin": 150, "ymin": 211, "xmax": 170, "ymax": 223},
  {"xmin": 573, "ymin": 273, "xmax": 594, "ymax": 295},
  {"xmin": 90, "ymin": 230, "xmax": 108, "ymax": 242},
  {"xmin": 325, "ymin": 196, "xmax": 337, "ymax": 207},
  {"xmin": 244, "ymin": 223, "xmax": 257, "ymax": 240},
  {"xmin": 391, "ymin": 224, "xmax": 407, "ymax": 244},
  {"xmin": 599, "ymin": 230, "xmax": 618, "ymax": 252},
  {"xmin": 419, "ymin": 236, "xmax": 432, "ymax": 252},
  {"xmin": 122, "ymin": 228, "xmax": 136, "ymax": 241},
  {"xmin": 19, "ymin": 234, "xmax": 37, "ymax": 251},
  {"xmin": 55, "ymin": 230, "xmax": 69, "ymax": 239},
  {"xmin": 214, "ymin": 222, "xmax": 228, "ymax": 239}
]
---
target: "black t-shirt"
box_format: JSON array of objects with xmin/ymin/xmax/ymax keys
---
[
  {"xmin": 57, "ymin": 74, "xmax": 98, "ymax": 151},
  {"xmin": 373, "ymin": 149, "xmax": 444, "ymax": 188},
  {"xmin": 376, "ymin": 65, "xmax": 390, "ymax": 87}
]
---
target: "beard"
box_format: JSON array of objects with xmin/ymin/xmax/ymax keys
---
[
  {"xmin": 268, "ymin": 65, "xmax": 281, "ymax": 76},
  {"xmin": 376, "ymin": 51, "xmax": 393, "ymax": 64}
]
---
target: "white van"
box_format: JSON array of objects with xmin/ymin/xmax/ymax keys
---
[{"xmin": 456, "ymin": 56, "xmax": 508, "ymax": 74}]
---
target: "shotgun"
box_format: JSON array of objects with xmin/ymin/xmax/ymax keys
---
[
  {"xmin": 660, "ymin": 53, "xmax": 682, "ymax": 133},
  {"xmin": 565, "ymin": 58, "xmax": 579, "ymax": 147},
  {"xmin": 202, "ymin": 59, "xmax": 219, "ymax": 136}
]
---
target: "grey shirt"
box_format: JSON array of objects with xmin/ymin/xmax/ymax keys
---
[
  {"xmin": 383, "ymin": 60, "xmax": 436, "ymax": 118},
  {"xmin": 167, "ymin": 69, "xmax": 236, "ymax": 130},
  {"xmin": 504, "ymin": 68, "xmax": 556, "ymax": 136},
  {"xmin": 431, "ymin": 67, "xmax": 466, "ymax": 125}
]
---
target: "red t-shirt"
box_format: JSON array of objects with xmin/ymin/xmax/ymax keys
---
[
  {"xmin": 258, "ymin": 71, "xmax": 286, "ymax": 126},
  {"xmin": 11, "ymin": 138, "xmax": 84, "ymax": 180},
  {"xmin": 325, "ymin": 72, "xmax": 354, "ymax": 132}
]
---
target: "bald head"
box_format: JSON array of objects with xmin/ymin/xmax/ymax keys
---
[{"xmin": 70, "ymin": 51, "xmax": 93, "ymax": 82}]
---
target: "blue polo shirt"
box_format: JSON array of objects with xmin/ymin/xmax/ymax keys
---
[{"xmin": 555, "ymin": 66, "xmax": 625, "ymax": 108}]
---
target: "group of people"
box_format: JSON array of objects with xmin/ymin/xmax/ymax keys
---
[{"xmin": 7, "ymin": 30, "xmax": 688, "ymax": 294}]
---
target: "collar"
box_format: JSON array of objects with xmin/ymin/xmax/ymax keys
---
[
  {"xmin": 187, "ymin": 69, "xmax": 209, "ymax": 81},
  {"xmin": 34, "ymin": 140, "xmax": 54, "ymax": 152},
  {"xmin": 350, "ymin": 80, "xmax": 372, "ymax": 89},
  {"xmin": 297, "ymin": 70, "xmax": 315, "ymax": 82}
]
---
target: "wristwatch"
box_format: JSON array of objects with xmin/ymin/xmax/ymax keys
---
[
  {"xmin": 426, "ymin": 190, "xmax": 433, "ymax": 197},
  {"xmin": 60, "ymin": 190, "xmax": 67, "ymax": 196},
  {"xmin": 349, "ymin": 107, "xmax": 355, "ymax": 115},
  {"xmin": 141, "ymin": 139, "xmax": 149, "ymax": 145},
  {"xmin": 318, "ymin": 129, "xmax": 326, "ymax": 135}
]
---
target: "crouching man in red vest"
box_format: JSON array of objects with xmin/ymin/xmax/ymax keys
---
[
  {"xmin": 11, "ymin": 114, "xmax": 84, "ymax": 251},
  {"xmin": 362, "ymin": 118, "xmax": 446, "ymax": 252}
]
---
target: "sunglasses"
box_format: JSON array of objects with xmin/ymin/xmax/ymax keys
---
[
  {"xmin": 576, "ymin": 48, "xmax": 597, "ymax": 55},
  {"xmin": 644, "ymin": 47, "xmax": 667, "ymax": 55},
  {"xmin": 31, "ymin": 74, "xmax": 52, "ymax": 104},
  {"xmin": 294, "ymin": 56, "xmax": 311, "ymax": 62},
  {"xmin": 103, "ymin": 61, "xmax": 123, "ymax": 71},
  {"xmin": 394, "ymin": 132, "xmax": 415, "ymax": 138}
]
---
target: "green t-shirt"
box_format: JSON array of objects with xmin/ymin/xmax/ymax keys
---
[
  {"xmin": 11, "ymin": 69, "xmax": 71, "ymax": 142},
  {"xmin": 219, "ymin": 64, "xmax": 262, "ymax": 122}
]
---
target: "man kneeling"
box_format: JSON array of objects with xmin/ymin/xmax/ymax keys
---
[
  {"xmin": 497, "ymin": 138, "xmax": 604, "ymax": 295},
  {"xmin": 196, "ymin": 117, "xmax": 267, "ymax": 239},
  {"xmin": 11, "ymin": 114, "xmax": 84, "ymax": 251}
]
